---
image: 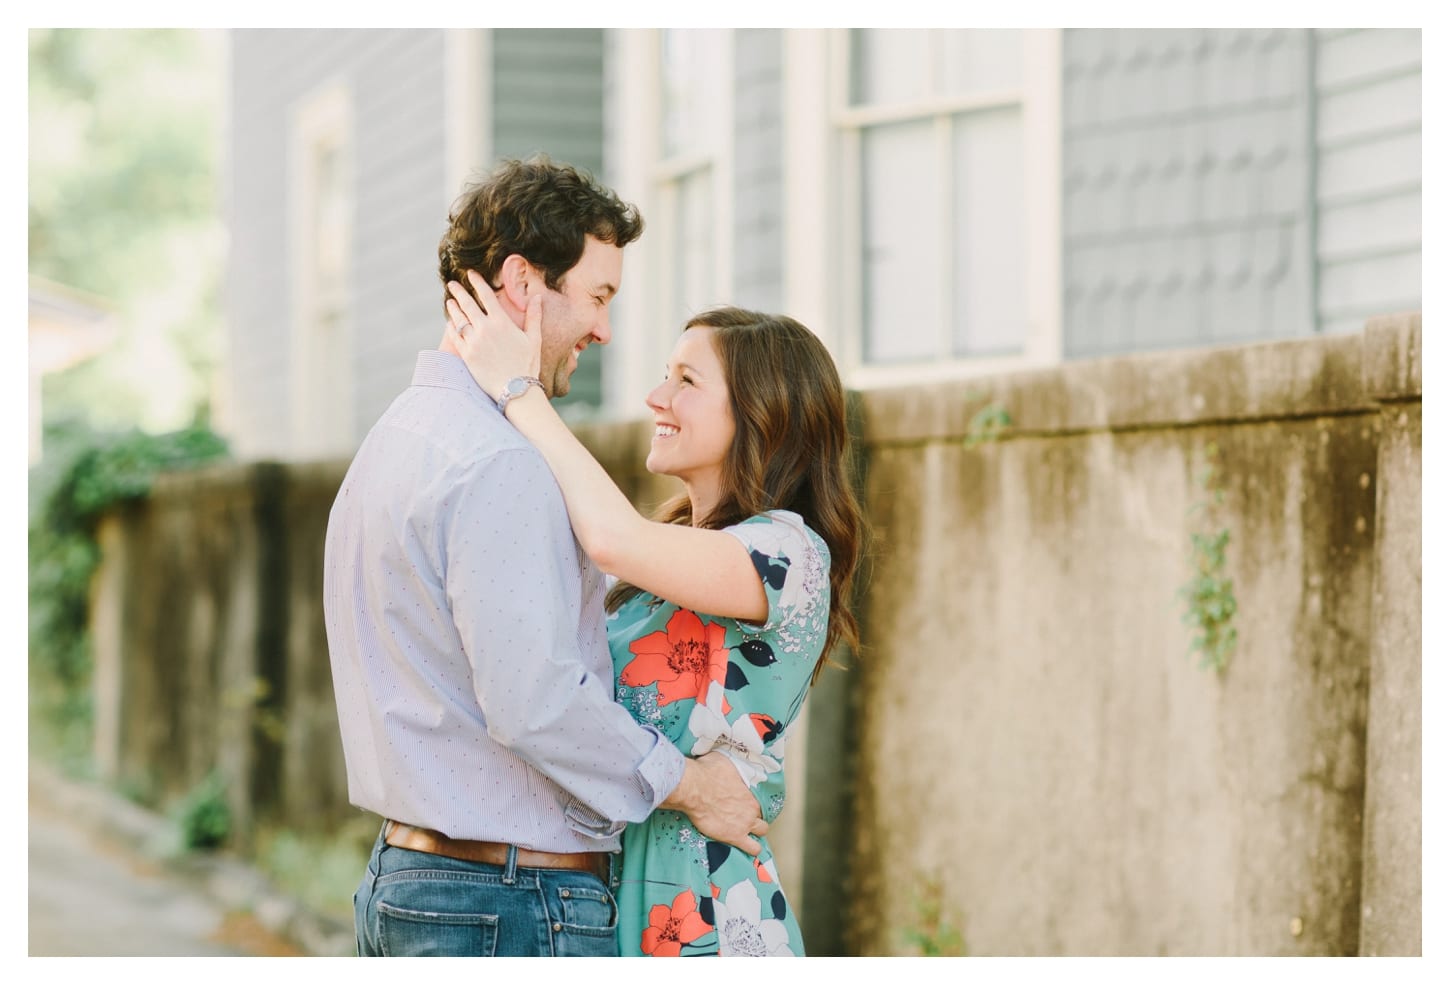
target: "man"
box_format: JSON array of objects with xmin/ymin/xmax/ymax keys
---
[{"xmin": 324, "ymin": 156, "xmax": 765, "ymax": 958}]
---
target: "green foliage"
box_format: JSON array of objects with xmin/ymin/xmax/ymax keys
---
[
  {"xmin": 29, "ymin": 29, "xmax": 221, "ymax": 300},
  {"xmin": 901, "ymin": 877, "xmax": 968, "ymax": 956},
  {"xmin": 28, "ymin": 420, "xmax": 230, "ymax": 759},
  {"xmin": 962, "ymin": 391, "xmax": 1013, "ymax": 450},
  {"xmin": 255, "ymin": 816, "xmax": 381, "ymax": 923},
  {"xmin": 30, "ymin": 28, "xmax": 225, "ymax": 433},
  {"xmin": 1179, "ymin": 442, "xmax": 1238, "ymax": 672},
  {"xmin": 222, "ymin": 676, "xmax": 289, "ymax": 746},
  {"xmin": 176, "ymin": 770, "xmax": 232, "ymax": 850}
]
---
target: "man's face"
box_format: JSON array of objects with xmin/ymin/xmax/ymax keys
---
[{"xmin": 535, "ymin": 235, "xmax": 623, "ymax": 398}]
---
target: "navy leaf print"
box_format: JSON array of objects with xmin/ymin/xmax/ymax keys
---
[
  {"xmin": 739, "ymin": 639, "xmax": 777, "ymax": 667},
  {"xmin": 725, "ymin": 662, "xmax": 751, "ymax": 691},
  {"xmin": 699, "ymin": 895, "xmax": 715, "ymax": 926},
  {"xmin": 707, "ymin": 841, "xmax": 732, "ymax": 874},
  {"xmin": 771, "ymin": 890, "xmax": 787, "ymax": 921},
  {"xmin": 750, "ymin": 549, "xmax": 789, "ymax": 591}
]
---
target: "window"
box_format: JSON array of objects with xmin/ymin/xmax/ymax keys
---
[
  {"xmin": 657, "ymin": 29, "xmax": 731, "ymax": 332},
  {"xmin": 834, "ymin": 29, "xmax": 1060, "ymax": 381}
]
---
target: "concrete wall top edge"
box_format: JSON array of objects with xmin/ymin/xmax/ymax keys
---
[
  {"xmin": 150, "ymin": 459, "xmax": 351, "ymax": 497},
  {"xmin": 1362, "ymin": 311, "xmax": 1422, "ymax": 402},
  {"xmin": 857, "ymin": 318, "xmax": 1421, "ymax": 446}
]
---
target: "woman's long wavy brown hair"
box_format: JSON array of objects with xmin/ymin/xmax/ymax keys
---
[{"xmin": 605, "ymin": 307, "xmax": 865, "ymax": 683}]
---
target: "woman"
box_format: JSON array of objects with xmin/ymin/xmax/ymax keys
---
[{"xmin": 444, "ymin": 273, "xmax": 863, "ymax": 957}]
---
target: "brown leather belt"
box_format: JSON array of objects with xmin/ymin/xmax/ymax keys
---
[{"xmin": 384, "ymin": 820, "xmax": 609, "ymax": 882}]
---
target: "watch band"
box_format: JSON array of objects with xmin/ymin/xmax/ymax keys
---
[{"xmin": 496, "ymin": 376, "xmax": 543, "ymax": 414}]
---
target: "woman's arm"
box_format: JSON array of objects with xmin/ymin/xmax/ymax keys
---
[{"xmin": 445, "ymin": 274, "xmax": 768, "ymax": 623}]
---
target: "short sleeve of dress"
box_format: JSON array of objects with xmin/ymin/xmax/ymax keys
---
[{"xmin": 723, "ymin": 510, "xmax": 831, "ymax": 644}]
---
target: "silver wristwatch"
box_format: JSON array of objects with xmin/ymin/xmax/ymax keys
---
[{"xmin": 496, "ymin": 376, "xmax": 543, "ymax": 414}]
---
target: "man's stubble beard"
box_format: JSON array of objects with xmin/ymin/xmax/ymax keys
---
[{"xmin": 538, "ymin": 291, "xmax": 576, "ymax": 400}]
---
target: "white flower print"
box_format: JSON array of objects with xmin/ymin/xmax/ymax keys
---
[
  {"xmin": 735, "ymin": 513, "xmax": 812, "ymax": 620},
  {"xmin": 713, "ymin": 879, "xmax": 794, "ymax": 956},
  {"xmin": 688, "ymin": 682, "xmax": 783, "ymax": 787}
]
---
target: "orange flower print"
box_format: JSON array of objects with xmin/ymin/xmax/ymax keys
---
[
  {"xmin": 749, "ymin": 712, "xmax": 782, "ymax": 742},
  {"xmin": 621, "ymin": 609, "xmax": 731, "ymax": 707},
  {"xmin": 641, "ymin": 888, "xmax": 713, "ymax": 957}
]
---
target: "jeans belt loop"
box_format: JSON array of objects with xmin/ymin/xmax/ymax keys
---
[{"xmin": 502, "ymin": 843, "xmax": 519, "ymax": 884}]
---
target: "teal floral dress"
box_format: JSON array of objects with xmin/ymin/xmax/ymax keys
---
[{"xmin": 608, "ymin": 509, "xmax": 831, "ymax": 957}]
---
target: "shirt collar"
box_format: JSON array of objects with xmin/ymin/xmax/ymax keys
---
[{"xmin": 411, "ymin": 349, "xmax": 496, "ymax": 407}]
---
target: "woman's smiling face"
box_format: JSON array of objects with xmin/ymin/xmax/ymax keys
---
[{"xmin": 644, "ymin": 326, "xmax": 737, "ymax": 512}]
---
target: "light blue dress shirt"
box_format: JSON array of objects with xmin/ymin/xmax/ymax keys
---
[{"xmin": 324, "ymin": 349, "xmax": 685, "ymax": 852}]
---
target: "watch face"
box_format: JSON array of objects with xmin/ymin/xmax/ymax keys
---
[{"xmin": 498, "ymin": 377, "xmax": 541, "ymax": 410}]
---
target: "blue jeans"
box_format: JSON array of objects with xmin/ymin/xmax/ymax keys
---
[{"xmin": 353, "ymin": 825, "xmax": 622, "ymax": 957}]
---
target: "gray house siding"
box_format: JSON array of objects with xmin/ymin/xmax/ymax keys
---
[
  {"xmin": 1313, "ymin": 28, "xmax": 1421, "ymax": 338},
  {"xmin": 732, "ymin": 29, "xmax": 785, "ymax": 314},
  {"xmin": 228, "ymin": 28, "xmax": 450, "ymax": 460},
  {"xmin": 493, "ymin": 29, "xmax": 605, "ymax": 171},
  {"xmin": 492, "ymin": 29, "xmax": 608, "ymax": 413},
  {"xmin": 345, "ymin": 31, "xmax": 451, "ymax": 443},
  {"xmin": 1061, "ymin": 28, "xmax": 1421, "ymax": 361},
  {"xmin": 1061, "ymin": 29, "xmax": 1317, "ymax": 359}
]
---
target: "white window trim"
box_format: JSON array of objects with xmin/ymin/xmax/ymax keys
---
[
  {"xmin": 608, "ymin": 28, "xmax": 736, "ymax": 420},
  {"xmin": 789, "ymin": 29, "xmax": 1062, "ymax": 390},
  {"xmin": 443, "ymin": 29, "xmax": 490, "ymax": 212},
  {"xmin": 783, "ymin": 30, "xmax": 834, "ymax": 351},
  {"xmin": 288, "ymin": 78, "xmax": 354, "ymax": 460}
]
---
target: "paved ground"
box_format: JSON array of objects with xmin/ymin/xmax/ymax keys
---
[
  {"xmin": 29, "ymin": 796, "xmax": 293, "ymax": 956},
  {"xmin": 28, "ymin": 762, "xmax": 346, "ymax": 957}
]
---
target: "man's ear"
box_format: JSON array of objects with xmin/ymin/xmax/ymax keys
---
[{"xmin": 496, "ymin": 254, "xmax": 534, "ymax": 312}]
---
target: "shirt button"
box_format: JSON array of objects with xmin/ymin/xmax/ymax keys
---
[
  {"xmin": 552, "ymin": 922, "xmax": 563, "ymax": 932},
  {"xmin": 561, "ymin": 889, "xmax": 571, "ymax": 898}
]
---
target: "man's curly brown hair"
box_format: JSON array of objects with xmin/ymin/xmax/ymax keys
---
[{"xmin": 437, "ymin": 155, "xmax": 644, "ymax": 312}]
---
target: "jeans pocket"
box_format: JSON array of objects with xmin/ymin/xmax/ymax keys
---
[
  {"xmin": 552, "ymin": 883, "xmax": 619, "ymax": 956},
  {"xmin": 376, "ymin": 900, "xmax": 500, "ymax": 957},
  {"xmin": 557, "ymin": 884, "xmax": 617, "ymax": 932}
]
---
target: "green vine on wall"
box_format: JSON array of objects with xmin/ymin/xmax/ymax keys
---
[
  {"xmin": 900, "ymin": 876, "xmax": 969, "ymax": 956},
  {"xmin": 1178, "ymin": 441, "xmax": 1237, "ymax": 672},
  {"xmin": 963, "ymin": 392, "xmax": 1013, "ymax": 449}
]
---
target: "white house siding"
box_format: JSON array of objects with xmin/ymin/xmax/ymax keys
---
[
  {"xmin": 227, "ymin": 29, "xmax": 450, "ymax": 461},
  {"xmin": 1313, "ymin": 28, "xmax": 1421, "ymax": 338},
  {"xmin": 732, "ymin": 29, "xmax": 786, "ymax": 315},
  {"xmin": 1061, "ymin": 29, "xmax": 1317, "ymax": 359}
]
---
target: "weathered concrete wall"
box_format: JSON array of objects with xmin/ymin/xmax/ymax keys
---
[
  {"xmin": 839, "ymin": 314, "xmax": 1419, "ymax": 956},
  {"xmin": 88, "ymin": 316, "xmax": 1420, "ymax": 954},
  {"xmin": 92, "ymin": 466, "xmax": 270, "ymax": 841},
  {"xmin": 1356, "ymin": 314, "xmax": 1422, "ymax": 956}
]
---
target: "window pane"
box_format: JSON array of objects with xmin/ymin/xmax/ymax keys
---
[
  {"xmin": 862, "ymin": 120, "xmax": 942, "ymax": 364},
  {"xmin": 851, "ymin": 29, "xmax": 931, "ymax": 105},
  {"xmin": 940, "ymin": 29, "xmax": 1024, "ymax": 94},
  {"xmin": 953, "ymin": 108, "xmax": 1026, "ymax": 356},
  {"xmin": 854, "ymin": 29, "xmax": 1024, "ymax": 105},
  {"xmin": 313, "ymin": 143, "xmax": 346, "ymax": 285},
  {"xmin": 661, "ymin": 29, "xmax": 727, "ymax": 158},
  {"xmin": 670, "ymin": 168, "xmax": 715, "ymax": 328}
]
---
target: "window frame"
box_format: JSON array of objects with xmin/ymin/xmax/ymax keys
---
[
  {"xmin": 607, "ymin": 29, "xmax": 736, "ymax": 419},
  {"xmin": 812, "ymin": 28, "xmax": 1064, "ymax": 388}
]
